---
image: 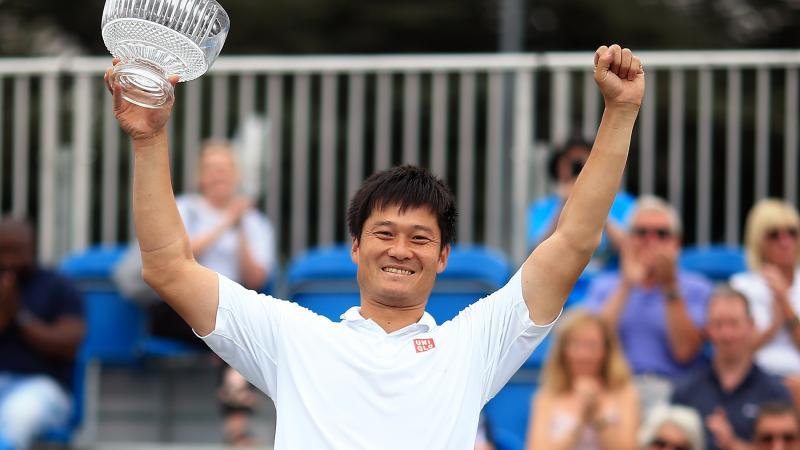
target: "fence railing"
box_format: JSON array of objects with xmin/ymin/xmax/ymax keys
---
[{"xmin": 1, "ymin": 50, "xmax": 798, "ymax": 265}]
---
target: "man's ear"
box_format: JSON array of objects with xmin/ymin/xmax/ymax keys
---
[
  {"xmin": 436, "ymin": 244, "xmax": 451, "ymax": 273},
  {"xmin": 350, "ymin": 237, "xmax": 359, "ymax": 264}
]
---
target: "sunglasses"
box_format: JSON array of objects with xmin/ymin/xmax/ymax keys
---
[
  {"xmin": 631, "ymin": 227, "xmax": 674, "ymax": 240},
  {"xmin": 650, "ymin": 437, "xmax": 691, "ymax": 450},
  {"xmin": 756, "ymin": 432, "xmax": 800, "ymax": 444},
  {"xmin": 766, "ymin": 227, "xmax": 799, "ymax": 241}
]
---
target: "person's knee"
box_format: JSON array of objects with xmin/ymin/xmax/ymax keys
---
[{"xmin": 0, "ymin": 377, "xmax": 70, "ymax": 448}]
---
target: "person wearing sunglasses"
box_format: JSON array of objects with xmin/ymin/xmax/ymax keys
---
[
  {"xmin": 584, "ymin": 195, "xmax": 713, "ymax": 417},
  {"xmin": 753, "ymin": 402, "xmax": 800, "ymax": 450},
  {"xmin": 731, "ymin": 199, "xmax": 800, "ymax": 406},
  {"xmin": 672, "ymin": 286, "xmax": 792, "ymax": 450},
  {"xmin": 527, "ymin": 134, "xmax": 636, "ymax": 274},
  {"xmin": 639, "ymin": 404, "xmax": 704, "ymax": 450}
]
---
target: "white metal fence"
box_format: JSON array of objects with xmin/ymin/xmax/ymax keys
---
[{"xmin": 1, "ymin": 50, "xmax": 798, "ymax": 265}]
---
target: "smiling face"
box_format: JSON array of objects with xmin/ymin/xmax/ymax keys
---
[{"xmin": 351, "ymin": 204, "xmax": 450, "ymax": 310}]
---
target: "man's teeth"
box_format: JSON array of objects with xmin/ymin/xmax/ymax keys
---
[{"xmin": 383, "ymin": 267, "xmax": 413, "ymax": 275}]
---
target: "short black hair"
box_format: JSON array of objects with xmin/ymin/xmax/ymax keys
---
[
  {"xmin": 347, "ymin": 165, "xmax": 457, "ymax": 247},
  {"xmin": 548, "ymin": 132, "xmax": 593, "ymax": 180}
]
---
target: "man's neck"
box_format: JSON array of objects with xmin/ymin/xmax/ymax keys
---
[
  {"xmin": 713, "ymin": 355, "xmax": 753, "ymax": 392},
  {"xmin": 359, "ymin": 300, "xmax": 426, "ymax": 333}
]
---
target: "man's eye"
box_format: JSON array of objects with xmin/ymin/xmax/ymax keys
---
[{"xmin": 413, "ymin": 236, "xmax": 431, "ymax": 242}]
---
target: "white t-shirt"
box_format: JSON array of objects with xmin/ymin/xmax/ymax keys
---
[
  {"xmin": 198, "ymin": 267, "xmax": 556, "ymax": 450},
  {"xmin": 731, "ymin": 268, "xmax": 800, "ymax": 375},
  {"xmin": 176, "ymin": 194, "xmax": 275, "ymax": 282}
]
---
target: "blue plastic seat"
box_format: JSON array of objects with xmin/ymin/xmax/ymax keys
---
[
  {"xmin": 41, "ymin": 244, "xmax": 201, "ymax": 445},
  {"xmin": 679, "ymin": 244, "xmax": 747, "ymax": 282},
  {"xmin": 285, "ymin": 244, "xmax": 512, "ymax": 323},
  {"xmin": 483, "ymin": 382, "xmax": 538, "ymax": 450}
]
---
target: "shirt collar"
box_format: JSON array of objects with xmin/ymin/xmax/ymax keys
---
[{"xmin": 340, "ymin": 306, "xmax": 437, "ymax": 334}]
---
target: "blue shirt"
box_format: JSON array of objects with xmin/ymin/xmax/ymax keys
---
[
  {"xmin": 527, "ymin": 191, "xmax": 636, "ymax": 271},
  {"xmin": 0, "ymin": 269, "xmax": 84, "ymax": 390},
  {"xmin": 583, "ymin": 270, "xmax": 713, "ymax": 378},
  {"xmin": 672, "ymin": 364, "xmax": 792, "ymax": 449}
]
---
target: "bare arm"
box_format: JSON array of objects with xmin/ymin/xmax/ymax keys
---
[
  {"xmin": 524, "ymin": 44, "xmax": 644, "ymax": 324},
  {"xmin": 595, "ymin": 385, "xmax": 639, "ymax": 450},
  {"xmin": 597, "ymin": 281, "xmax": 632, "ymax": 333},
  {"xmin": 106, "ymin": 64, "xmax": 219, "ymax": 336},
  {"xmin": 663, "ymin": 290, "xmax": 705, "ymax": 362},
  {"xmin": 526, "ymin": 393, "xmax": 586, "ymax": 450},
  {"xmin": 18, "ymin": 317, "xmax": 85, "ymax": 360},
  {"xmin": 238, "ymin": 229, "xmax": 268, "ymax": 290}
]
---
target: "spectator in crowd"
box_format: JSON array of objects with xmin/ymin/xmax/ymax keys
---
[
  {"xmin": 584, "ymin": 195, "xmax": 713, "ymax": 415},
  {"xmin": 752, "ymin": 402, "xmax": 800, "ymax": 450},
  {"xmin": 527, "ymin": 310, "xmax": 639, "ymax": 450},
  {"xmin": 173, "ymin": 140, "xmax": 276, "ymax": 446},
  {"xmin": 639, "ymin": 404, "xmax": 705, "ymax": 450},
  {"xmin": 672, "ymin": 286, "xmax": 792, "ymax": 450},
  {"xmin": 730, "ymin": 199, "xmax": 800, "ymax": 403},
  {"xmin": 527, "ymin": 133, "xmax": 636, "ymax": 272},
  {"xmin": 0, "ymin": 218, "xmax": 85, "ymax": 450}
]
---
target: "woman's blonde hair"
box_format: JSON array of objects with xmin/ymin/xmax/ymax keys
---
[
  {"xmin": 539, "ymin": 309, "xmax": 632, "ymax": 393},
  {"xmin": 743, "ymin": 198, "xmax": 800, "ymax": 271}
]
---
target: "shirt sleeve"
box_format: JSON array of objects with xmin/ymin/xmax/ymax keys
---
[
  {"xmin": 452, "ymin": 265, "xmax": 559, "ymax": 404},
  {"xmin": 684, "ymin": 275, "xmax": 713, "ymax": 328},
  {"xmin": 195, "ymin": 273, "xmax": 302, "ymax": 398},
  {"xmin": 581, "ymin": 275, "xmax": 616, "ymax": 314}
]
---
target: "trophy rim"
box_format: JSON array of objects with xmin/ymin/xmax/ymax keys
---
[{"xmin": 102, "ymin": 18, "xmax": 213, "ymax": 81}]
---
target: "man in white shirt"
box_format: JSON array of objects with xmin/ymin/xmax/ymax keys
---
[{"xmin": 104, "ymin": 44, "xmax": 644, "ymax": 449}]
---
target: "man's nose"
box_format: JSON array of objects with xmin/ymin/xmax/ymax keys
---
[{"xmin": 387, "ymin": 237, "xmax": 413, "ymax": 259}]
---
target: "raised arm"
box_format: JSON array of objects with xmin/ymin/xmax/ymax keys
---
[
  {"xmin": 523, "ymin": 45, "xmax": 644, "ymax": 325},
  {"xmin": 105, "ymin": 64, "xmax": 219, "ymax": 336}
]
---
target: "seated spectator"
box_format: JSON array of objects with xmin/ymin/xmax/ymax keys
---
[
  {"xmin": 584, "ymin": 195, "xmax": 713, "ymax": 415},
  {"xmin": 730, "ymin": 199, "xmax": 800, "ymax": 402},
  {"xmin": 752, "ymin": 402, "xmax": 800, "ymax": 450},
  {"xmin": 639, "ymin": 404, "xmax": 705, "ymax": 450},
  {"xmin": 0, "ymin": 218, "xmax": 85, "ymax": 450},
  {"xmin": 672, "ymin": 285, "xmax": 792, "ymax": 450},
  {"xmin": 528, "ymin": 133, "xmax": 636, "ymax": 272},
  {"xmin": 526, "ymin": 311, "xmax": 639, "ymax": 450}
]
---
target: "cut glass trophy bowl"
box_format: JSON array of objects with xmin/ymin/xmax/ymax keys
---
[{"xmin": 102, "ymin": 0, "xmax": 230, "ymax": 108}]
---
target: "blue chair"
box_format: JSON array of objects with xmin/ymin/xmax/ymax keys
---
[
  {"xmin": 679, "ymin": 244, "xmax": 747, "ymax": 282},
  {"xmin": 285, "ymin": 244, "xmax": 512, "ymax": 323},
  {"xmin": 38, "ymin": 245, "xmax": 143, "ymax": 445},
  {"xmin": 483, "ymin": 382, "xmax": 538, "ymax": 450},
  {"xmin": 44, "ymin": 245, "xmax": 201, "ymax": 445}
]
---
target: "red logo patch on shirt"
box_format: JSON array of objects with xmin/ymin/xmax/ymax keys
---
[{"xmin": 414, "ymin": 338, "xmax": 436, "ymax": 353}]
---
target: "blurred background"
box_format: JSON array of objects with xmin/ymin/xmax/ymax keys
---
[{"xmin": 0, "ymin": 0, "xmax": 798, "ymax": 449}]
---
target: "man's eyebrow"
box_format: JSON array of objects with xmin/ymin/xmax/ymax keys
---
[
  {"xmin": 369, "ymin": 221, "xmax": 435, "ymax": 235},
  {"xmin": 411, "ymin": 224, "xmax": 436, "ymax": 235}
]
